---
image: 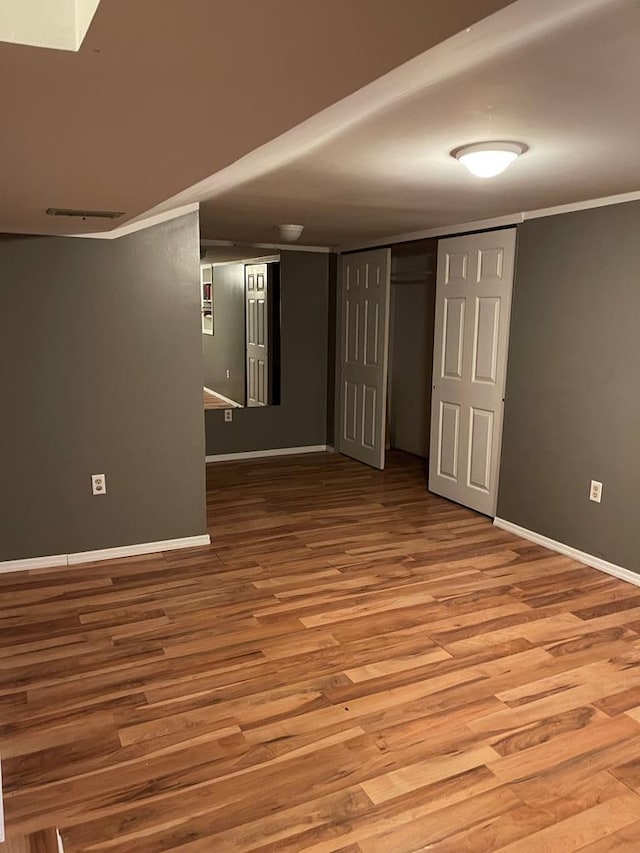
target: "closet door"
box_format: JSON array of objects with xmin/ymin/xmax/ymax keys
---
[
  {"xmin": 338, "ymin": 249, "xmax": 391, "ymax": 469},
  {"xmin": 429, "ymin": 229, "xmax": 516, "ymax": 515}
]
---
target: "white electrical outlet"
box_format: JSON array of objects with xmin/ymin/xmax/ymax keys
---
[
  {"xmin": 91, "ymin": 474, "xmax": 107, "ymax": 496},
  {"xmin": 226, "ymin": 369, "xmax": 231, "ymax": 379},
  {"xmin": 224, "ymin": 409, "xmax": 233, "ymax": 422},
  {"xmin": 590, "ymin": 480, "xmax": 603, "ymax": 503}
]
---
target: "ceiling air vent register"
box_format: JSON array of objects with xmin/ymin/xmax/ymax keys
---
[{"xmin": 46, "ymin": 208, "xmax": 124, "ymax": 220}]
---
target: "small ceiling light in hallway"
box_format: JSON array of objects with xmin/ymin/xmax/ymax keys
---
[
  {"xmin": 453, "ymin": 142, "xmax": 527, "ymax": 178},
  {"xmin": 277, "ymin": 224, "xmax": 304, "ymax": 242}
]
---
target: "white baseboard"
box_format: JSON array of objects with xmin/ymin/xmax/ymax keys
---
[
  {"xmin": 206, "ymin": 445, "xmax": 328, "ymax": 463},
  {"xmin": 0, "ymin": 534, "xmax": 211, "ymax": 574},
  {"xmin": 0, "ymin": 554, "xmax": 68, "ymax": 574},
  {"xmin": 203, "ymin": 387, "xmax": 241, "ymax": 408},
  {"xmin": 494, "ymin": 517, "xmax": 640, "ymax": 589},
  {"xmin": 67, "ymin": 534, "xmax": 211, "ymax": 565}
]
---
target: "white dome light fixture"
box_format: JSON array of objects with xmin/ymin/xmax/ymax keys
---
[
  {"xmin": 453, "ymin": 141, "xmax": 527, "ymax": 178},
  {"xmin": 277, "ymin": 223, "xmax": 304, "ymax": 242}
]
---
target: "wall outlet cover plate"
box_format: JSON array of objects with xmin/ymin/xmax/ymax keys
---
[{"xmin": 91, "ymin": 474, "xmax": 107, "ymax": 495}]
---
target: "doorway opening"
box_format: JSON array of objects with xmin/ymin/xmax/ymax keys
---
[
  {"xmin": 387, "ymin": 239, "xmax": 437, "ymax": 464},
  {"xmin": 337, "ymin": 227, "xmax": 517, "ymax": 518}
]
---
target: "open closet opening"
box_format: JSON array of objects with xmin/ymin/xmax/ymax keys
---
[
  {"xmin": 387, "ymin": 239, "xmax": 437, "ymax": 463},
  {"xmin": 338, "ymin": 227, "xmax": 516, "ymax": 515}
]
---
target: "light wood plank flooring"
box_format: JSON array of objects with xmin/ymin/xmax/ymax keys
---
[
  {"xmin": 2, "ymin": 451, "xmax": 640, "ymax": 851},
  {"xmin": 203, "ymin": 388, "xmax": 239, "ymax": 410}
]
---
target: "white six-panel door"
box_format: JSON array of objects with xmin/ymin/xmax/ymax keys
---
[
  {"xmin": 246, "ymin": 263, "xmax": 269, "ymax": 407},
  {"xmin": 338, "ymin": 249, "xmax": 391, "ymax": 470},
  {"xmin": 429, "ymin": 229, "xmax": 516, "ymax": 516}
]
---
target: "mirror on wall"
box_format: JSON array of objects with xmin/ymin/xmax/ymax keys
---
[
  {"xmin": 201, "ymin": 265, "xmax": 214, "ymax": 335},
  {"xmin": 201, "ymin": 245, "xmax": 281, "ymax": 410}
]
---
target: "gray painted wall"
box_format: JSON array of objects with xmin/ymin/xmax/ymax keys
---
[
  {"xmin": 498, "ymin": 202, "xmax": 640, "ymax": 573},
  {"xmin": 205, "ymin": 250, "xmax": 330, "ymax": 454},
  {"xmin": 389, "ymin": 281, "xmax": 436, "ymax": 458},
  {"xmin": 0, "ymin": 213, "xmax": 207, "ymax": 561},
  {"xmin": 202, "ymin": 262, "xmax": 246, "ymax": 406}
]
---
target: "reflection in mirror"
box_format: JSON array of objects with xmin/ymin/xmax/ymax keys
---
[
  {"xmin": 200, "ymin": 265, "xmax": 213, "ymax": 335},
  {"xmin": 201, "ymin": 245, "xmax": 281, "ymax": 410}
]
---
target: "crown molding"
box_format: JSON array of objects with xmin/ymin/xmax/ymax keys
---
[
  {"xmin": 337, "ymin": 214, "xmax": 522, "ymax": 253},
  {"xmin": 337, "ymin": 187, "xmax": 640, "ymax": 253},
  {"xmin": 522, "ymin": 189, "xmax": 640, "ymax": 221},
  {"xmin": 200, "ymin": 239, "xmax": 331, "ymax": 254}
]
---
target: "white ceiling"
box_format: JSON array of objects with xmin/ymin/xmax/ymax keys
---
[
  {"xmin": 191, "ymin": 0, "xmax": 640, "ymax": 247},
  {"xmin": 0, "ymin": 0, "xmax": 514, "ymax": 235},
  {"xmin": 5, "ymin": 0, "xmax": 636, "ymax": 246}
]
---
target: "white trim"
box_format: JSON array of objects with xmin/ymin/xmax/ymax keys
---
[
  {"xmin": 338, "ymin": 214, "xmax": 524, "ymax": 253},
  {"xmin": 338, "ymin": 190, "xmax": 640, "ymax": 255},
  {"xmin": 201, "ymin": 240, "xmax": 331, "ymax": 254},
  {"xmin": 494, "ymin": 518, "xmax": 640, "ymax": 589},
  {"xmin": 0, "ymin": 554, "xmax": 67, "ymax": 574},
  {"xmin": 0, "ymin": 535, "xmax": 211, "ymax": 574},
  {"xmin": 67, "ymin": 535, "xmax": 211, "ymax": 565},
  {"xmin": 206, "ymin": 445, "xmax": 328, "ymax": 463},
  {"xmin": 523, "ymin": 189, "xmax": 640, "ymax": 222},
  {"xmin": 204, "ymin": 256, "xmax": 280, "ymax": 268},
  {"xmin": 69, "ymin": 203, "xmax": 199, "ymax": 240},
  {"xmin": 203, "ymin": 387, "xmax": 242, "ymax": 408}
]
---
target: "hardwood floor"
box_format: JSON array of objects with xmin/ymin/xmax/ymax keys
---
[
  {"xmin": 3, "ymin": 451, "xmax": 640, "ymax": 851},
  {"xmin": 2, "ymin": 828, "xmax": 60, "ymax": 852},
  {"xmin": 203, "ymin": 388, "xmax": 239, "ymax": 410}
]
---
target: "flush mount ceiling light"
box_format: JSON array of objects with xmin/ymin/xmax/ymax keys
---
[
  {"xmin": 453, "ymin": 142, "xmax": 527, "ymax": 178},
  {"xmin": 277, "ymin": 224, "xmax": 304, "ymax": 242}
]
